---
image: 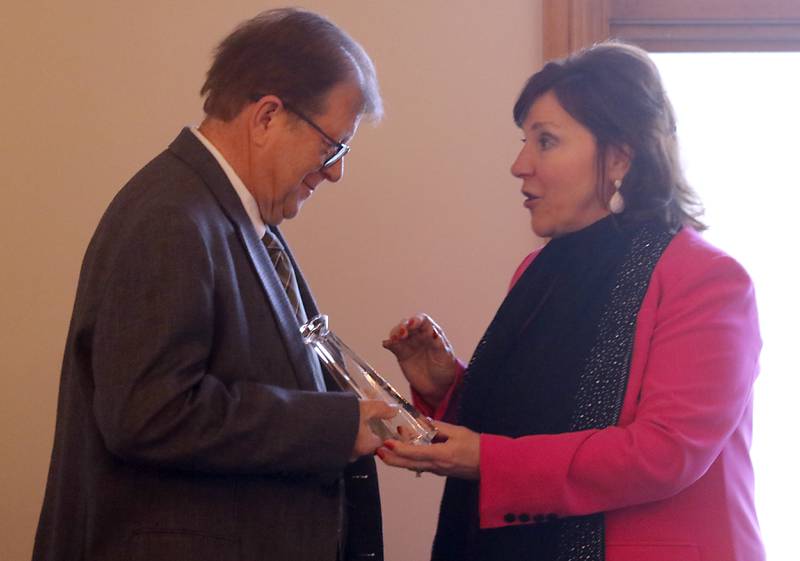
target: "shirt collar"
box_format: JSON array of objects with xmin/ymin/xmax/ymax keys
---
[{"xmin": 190, "ymin": 126, "xmax": 267, "ymax": 239}]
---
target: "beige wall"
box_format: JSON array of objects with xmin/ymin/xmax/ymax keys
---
[{"xmin": 0, "ymin": 2, "xmax": 542, "ymax": 559}]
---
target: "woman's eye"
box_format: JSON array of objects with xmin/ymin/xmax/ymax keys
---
[{"xmin": 538, "ymin": 134, "xmax": 556, "ymax": 150}]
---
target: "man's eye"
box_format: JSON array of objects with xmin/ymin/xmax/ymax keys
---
[{"xmin": 323, "ymin": 143, "xmax": 338, "ymax": 158}]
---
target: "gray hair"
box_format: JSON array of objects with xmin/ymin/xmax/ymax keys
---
[{"xmin": 201, "ymin": 8, "xmax": 382, "ymax": 121}]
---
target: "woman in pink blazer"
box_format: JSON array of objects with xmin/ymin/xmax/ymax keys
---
[{"xmin": 378, "ymin": 41, "xmax": 764, "ymax": 561}]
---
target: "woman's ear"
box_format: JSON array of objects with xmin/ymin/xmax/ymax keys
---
[{"xmin": 606, "ymin": 144, "xmax": 633, "ymax": 181}]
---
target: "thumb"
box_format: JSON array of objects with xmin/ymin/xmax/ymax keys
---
[
  {"xmin": 429, "ymin": 420, "xmax": 457, "ymax": 438},
  {"xmin": 381, "ymin": 338, "xmax": 402, "ymax": 355},
  {"xmin": 363, "ymin": 399, "xmax": 400, "ymax": 420},
  {"xmin": 378, "ymin": 402, "xmax": 401, "ymax": 419}
]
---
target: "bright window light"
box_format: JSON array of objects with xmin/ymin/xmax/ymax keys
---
[{"xmin": 653, "ymin": 52, "xmax": 800, "ymax": 561}]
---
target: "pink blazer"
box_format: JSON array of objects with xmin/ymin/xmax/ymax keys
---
[{"xmin": 424, "ymin": 228, "xmax": 764, "ymax": 561}]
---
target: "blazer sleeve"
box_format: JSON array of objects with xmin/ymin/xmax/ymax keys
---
[
  {"xmin": 90, "ymin": 205, "xmax": 359, "ymax": 476},
  {"xmin": 477, "ymin": 241, "xmax": 761, "ymax": 528}
]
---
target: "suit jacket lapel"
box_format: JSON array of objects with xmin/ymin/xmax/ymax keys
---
[{"xmin": 167, "ymin": 128, "xmax": 321, "ymax": 391}]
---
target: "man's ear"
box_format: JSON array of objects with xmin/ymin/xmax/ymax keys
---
[
  {"xmin": 606, "ymin": 143, "xmax": 633, "ymax": 181},
  {"xmin": 250, "ymin": 94, "xmax": 283, "ymax": 146}
]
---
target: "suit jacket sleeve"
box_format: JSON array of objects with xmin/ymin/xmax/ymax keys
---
[
  {"xmin": 90, "ymin": 204, "xmax": 359, "ymax": 475},
  {"xmin": 477, "ymin": 238, "xmax": 761, "ymax": 528}
]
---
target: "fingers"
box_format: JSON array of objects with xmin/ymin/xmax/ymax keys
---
[
  {"xmin": 352, "ymin": 401, "xmax": 398, "ymax": 460},
  {"xmin": 359, "ymin": 399, "xmax": 399, "ymax": 421},
  {"xmin": 381, "ymin": 438, "xmax": 440, "ymax": 462},
  {"xmin": 351, "ymin": 421, "xmax": 383, "ymax": 460},
  {"xmin": 419, "ymin": 314, "xmax": 447, "ymax": 341},
  {"xmin": 384, "ymin": 313, "xmax": 444, "ymax": 345},
  {"xmin": 376, "ymin": 444, "xmax": 438, "ymax": 474},
  {"xmin": 352, "ymin": 429, "xmax": 383, "ymax": 460},
  {"xmin": 376, "ymin": 421, "xmax": 481, "ymax": 480},
  {"xmin": 408, "ymin": 313, "xmax": 439, "ymax": 338},
  {"xmin": 382, "ymin": 315, "xmax": 431, "ymax": 356}
]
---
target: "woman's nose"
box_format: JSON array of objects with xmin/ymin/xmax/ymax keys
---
[{"xmin": 510, "ymin": 145, "xmax": 532, "ymax": 178}]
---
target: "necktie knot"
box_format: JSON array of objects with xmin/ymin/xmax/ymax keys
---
[{"xmin": 263, "ymin": 229, "xmax": 286, "ymax": 254}]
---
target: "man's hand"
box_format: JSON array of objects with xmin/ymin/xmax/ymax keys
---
[{"xmin": 350, "ymin": 400, "xmax": 398, "ymax": 461}]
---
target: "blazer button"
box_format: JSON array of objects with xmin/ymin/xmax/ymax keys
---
[
  {"xmin": 503, "ymin": 513, "xmax": 516, "ymax": 524},
  {"xmin": 518, "ymin": 513, "xmax": 531, "ymax": 523}
]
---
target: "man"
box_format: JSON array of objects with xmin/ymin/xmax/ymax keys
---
[{"xmin": 33, "ymin": 8, "xmax": 394, "ymax": 561}]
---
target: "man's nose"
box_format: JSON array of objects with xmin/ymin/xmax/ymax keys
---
[{"xmin": 321, "ymin": 158, "xmax": 344, "ymax": 182}]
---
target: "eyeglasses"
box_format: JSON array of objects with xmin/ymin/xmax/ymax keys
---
[{"xmin": 250, "ymin": 94, "xmax": 350, "ymax": 169}]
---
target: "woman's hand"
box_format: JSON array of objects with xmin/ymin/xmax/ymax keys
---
[
  {"xmin": 382, "ymin": 313, "xmax": 458, "ymax": 407},
  {"xmin": 376, "ymin": 421, "xmax": 480, "ymax": 480}
]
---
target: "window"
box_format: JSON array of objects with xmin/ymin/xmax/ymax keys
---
[
  {"xmin": 542, "ymin": 0, "xmax": 800, "ymax": 59},
  {"xmin": 652, "ymin": 51, "xmax": 799, "ymax": 560},
  {"xmin": 541, "ymin": 3, "xmax": 800, "ymax": 558}
]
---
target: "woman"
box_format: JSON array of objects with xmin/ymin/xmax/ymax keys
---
[{"xmin": 378, "ymin": 41, "xmax": 764, "ymax": 561}]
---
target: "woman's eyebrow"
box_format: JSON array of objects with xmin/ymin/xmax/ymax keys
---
[{"xmin": 530, "ymin": 121, "xmax": 560, "ymax": 131}]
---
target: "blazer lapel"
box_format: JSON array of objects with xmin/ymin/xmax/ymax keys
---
[{"xmin": 167, "ymin": 128, "xmax": 321, "ymax": 391}]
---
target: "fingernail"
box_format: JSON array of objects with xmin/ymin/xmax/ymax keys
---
[{"xmin": 383, "ymin": 441, "xmax": 396, "ymax": 450}]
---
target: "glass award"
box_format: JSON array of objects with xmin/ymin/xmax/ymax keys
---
[{"xmin": 300, "ymin": 314, "xmax": 437, "ymax": 445}]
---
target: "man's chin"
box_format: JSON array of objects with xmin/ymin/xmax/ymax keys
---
[{"xmin": 282, "ymin": 203, "xmax": 303, "ymax": 221}]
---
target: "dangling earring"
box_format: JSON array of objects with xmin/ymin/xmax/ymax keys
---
[{"xmin": 609, "ymin": 178, "xmax": 625, "ymax": 214}]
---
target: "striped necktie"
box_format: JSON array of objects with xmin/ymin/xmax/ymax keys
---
[{"xmin": 262, "ymin": 230, "xmax": 307, "ymax": 325}]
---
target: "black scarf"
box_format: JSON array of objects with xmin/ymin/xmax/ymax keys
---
[{"xmin": 431, "ymin": 216, "xmax": 675, "ymax": 561}]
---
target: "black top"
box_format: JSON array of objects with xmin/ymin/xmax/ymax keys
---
[{"xmin": 432, "ymin": 216, "xmax": 674, "ymax": 561}]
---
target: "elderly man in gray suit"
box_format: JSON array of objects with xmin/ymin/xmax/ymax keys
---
[{"xmin": 33, "ymin": 8, "xmax": 395, "ymax": 561}]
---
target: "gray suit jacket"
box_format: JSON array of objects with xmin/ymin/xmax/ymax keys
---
[{"xmin": 33, "ymin": 129, "xmax": 382, "ymax": 561}]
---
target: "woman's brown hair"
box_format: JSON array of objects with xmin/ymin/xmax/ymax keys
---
[{"xmin": 514, "ymin": 41, "xmax": 705, "ymax": 232}]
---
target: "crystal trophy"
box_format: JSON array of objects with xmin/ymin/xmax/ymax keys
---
[{"xmin": 300, "ymin": 314, "xmax": 437, "ymax": 445}]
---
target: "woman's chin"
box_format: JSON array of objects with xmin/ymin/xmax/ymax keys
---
[{"xmin": 530, "ymin": 219, "xmax": 552, "ymax": 239}]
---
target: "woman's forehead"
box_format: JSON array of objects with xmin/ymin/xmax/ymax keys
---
[{"xmin": 524, "ymin": 92, "xmax": 573, "ymax": 130}]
